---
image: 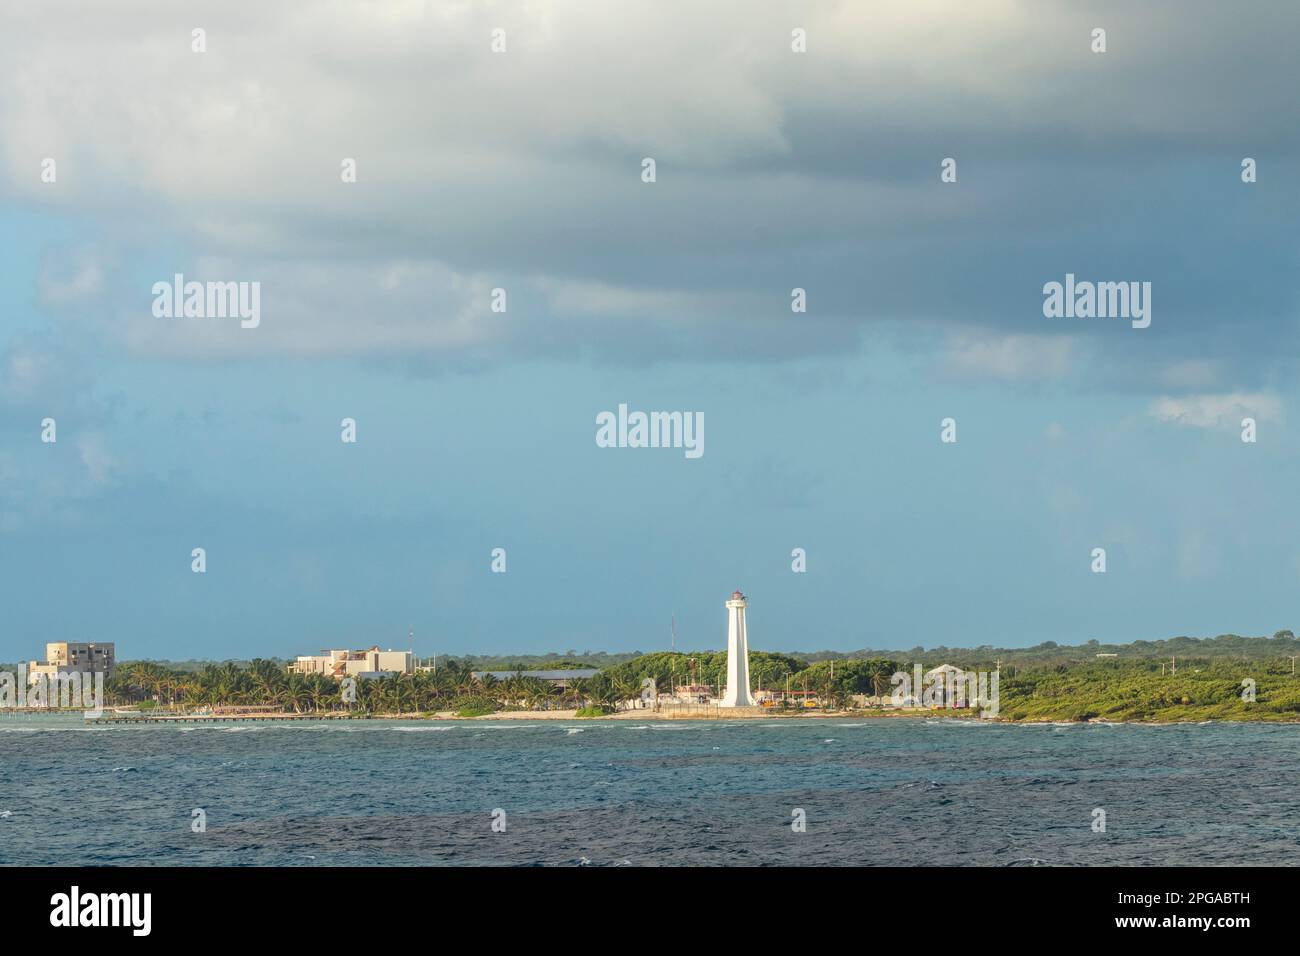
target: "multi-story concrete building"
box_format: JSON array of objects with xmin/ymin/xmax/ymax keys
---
[
  {"xmin": 27, "ymin": 642, "xmax": 116, "ymax": 686},
  {"xmin": 289, "ymin": 646, "xmax": 412, "ymax": 679}
]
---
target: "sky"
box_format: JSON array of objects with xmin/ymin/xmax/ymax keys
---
[{"xmin": 2, "ymin": 1, "xmax": 1299, "ymax": 661}]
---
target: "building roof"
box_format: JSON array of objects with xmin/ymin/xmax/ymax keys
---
[{"xmin": 475, "ymin": 669, "xmax": 600, "ymax": 680}]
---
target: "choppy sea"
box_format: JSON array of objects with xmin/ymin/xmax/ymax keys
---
[{"xmin": 2, "ymin": 714, "xmax": 1297, "ymax": 865}]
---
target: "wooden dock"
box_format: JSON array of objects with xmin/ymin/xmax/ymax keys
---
[{"xmin": 86, "ymin": 712, "xmax": 365, "ymax": 725}]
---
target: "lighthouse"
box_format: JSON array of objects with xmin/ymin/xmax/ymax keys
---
[{"xmin": 719, "ymin": 589, "xmax": 755, "ymax": 707}]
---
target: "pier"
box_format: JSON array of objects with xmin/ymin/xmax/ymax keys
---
[{"xmin": 86, "ymin": 712, "xmax": 364, "ymax": 725}]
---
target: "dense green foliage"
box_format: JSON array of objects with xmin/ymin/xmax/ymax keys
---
[
  {"xmin": 795, "ymin": 631, "xmax": 1300, "ymax": 668},
  {"xmin": 997, "ymin": 658, "xmax": 1300, "ymax": 722},
  {"xmin": 588, "ymin": 650, "xmax": 809, "ymax": 695},
  {"xmin": 17, "ymin": 629, "xmax": 1300, "ymax": 722},
  {"xmin": 96, "ymin": 659, "xmax": 579, "ymax": 716}
]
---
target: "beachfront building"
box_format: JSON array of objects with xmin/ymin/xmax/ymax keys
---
[
  {"xmin": 672, "ymin": 682, "xmax": 714, "ymax": 704},
  {"xmin": 925, "ymin": 664, "xmax": 966, "ymax": 708},
  {"xmin": 719, "ymin": 589, "xmax": 755, "ymax": 707},
  {"xmin": 26, "ymin": 642, "xmax": 115, "ymax": 686},
  {"xmin": 289, "ymin": 646, "xmax": 412, "ymax": 679}
]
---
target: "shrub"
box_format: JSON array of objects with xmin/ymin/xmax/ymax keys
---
[{"xmin": 456, "ymin": 699, "xmax": 497, "ymax": 717}]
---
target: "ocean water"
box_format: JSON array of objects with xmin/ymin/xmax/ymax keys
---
[{"xmin": 2, "ymin": 714, "xmax": 1297, "ymax": 866}]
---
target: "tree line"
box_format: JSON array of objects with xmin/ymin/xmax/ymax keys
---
[{"xmin": 99, "ymin": 651, "xmax": 902, "ymax": 715}]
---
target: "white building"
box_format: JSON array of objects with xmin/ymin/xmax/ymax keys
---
[
  {"xmin": 290, "ymin": 646, "xmax": 412, "ymax": 679},
  {"xmin": 718, "ymin": 589, "xmax": 755, "ymax": 707},
  {"xmin": 27, "ymin": 642, "xmax": 115, "ymax": 686}
]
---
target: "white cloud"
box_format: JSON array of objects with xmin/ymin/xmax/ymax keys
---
[
  {"xmin": 4, "ymin": 1, "xmax": 1297, "ymax": 369},
  {"xmin": 938, "ymin": 332, "xmax": 1082, "ymax": 382},
  {"xmin": 76, "ymin": 433, "xmax": 115, "ymax": 485},
  {"xmin": 1148, "ymin": 393, "xmax": 1282, "ymax": 429},
  {"xmin": 0, "ymin": 343, "xmax": 58, "ymax": 403},
  {"xmin": 36, "ymin": 248, "xmax": 104, "ymax": 307}
]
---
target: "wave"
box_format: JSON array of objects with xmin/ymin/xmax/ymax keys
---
[
  {"xmin": 475, "ymin": 724, "xmax": 541, "ymax": 730},
  {"xmin": 392, "ymin": 726, "xmax": 456, "ymax": 732}
]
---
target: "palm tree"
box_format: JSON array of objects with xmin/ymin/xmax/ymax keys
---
[
  {"xmin": 871, "ymin": 668, "xmax": 892, "ymax": 703},
  {"xmin": 611, "ymin": 674, "xmax": 639, "ymax": 712},
  {"xmin": 305, "ymin": 676, "xmax": 330, "ymax": 713},
  {"xmin": 181, "ymin": 680, "xmax": 205, "ymax": 712},
  {"xmin": 566, "ymin": 678, "xmax": 589, "ymax": 709},
  {"xmin": 249, "ymin": 659, "xmax": 284, "ymax": 705}
]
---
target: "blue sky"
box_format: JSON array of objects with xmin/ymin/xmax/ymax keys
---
[{"xmin": 2, "ymin": 1, "xmax": 1299, "ymax": 660}]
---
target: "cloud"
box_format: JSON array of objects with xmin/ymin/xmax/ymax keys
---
[
  {"xmin": 1148, "ymin": 392, "xmax": 1282, "ymax": 428},
  {"xmin": 0, "ymin": 340, "xmax": 61, "ymax": 404},
  {"xmin": 36, "ymin": 245, "xmax": 104, "ymax": 307},
  {"xmin": 938, "ymin": 331, "xmax": 1082, "ymax": 383},
  {"xmin": 76, "ymin": 433, "xmax": 115, "ymax": 484},
  {"xmin": 3, "ymin": 0, "xmax": 1298, "ymax": 374}
]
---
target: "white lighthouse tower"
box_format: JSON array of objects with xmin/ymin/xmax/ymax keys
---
[{"xmin": 719, "ymin": 589, "xmax": 755, "ymax": 707}]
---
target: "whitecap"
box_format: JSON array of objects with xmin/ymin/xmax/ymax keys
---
[
  {"xmin": 392, "ymin": 726, "xmax": 455, "ymax": 732},
  {"xmin": 476, "ymin": 724, "xmax": 540, "ymax": 730}
]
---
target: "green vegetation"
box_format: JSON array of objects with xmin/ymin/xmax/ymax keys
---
[
  {"xmin": 997, "ymin": 658, "xmax": 1300, "ymax": 722},
  {"xmin": 792, "ymin": 630, "xmax": 1300, "ymax": 669},
  {"xmin": 77, "ymin": 630, "xmax": 1300, "ymax": 722},
  {"xmin": 99, "ymin": 659, "xmax": 581, "ymax": 717}
]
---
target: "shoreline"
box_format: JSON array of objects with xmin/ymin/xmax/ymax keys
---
[{"xmin": 35, "ymin": 706, "xmax": 1300, "ymax": 726}]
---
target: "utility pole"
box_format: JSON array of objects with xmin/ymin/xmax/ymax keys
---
[
  {"xmin": 671, "ymin": 614, "xmax": 676, "ymax": 653},
  {"xmin": 1171, "ymin": 656, "xmax": 1177, "ymax": 675},
  {"xmin": 1289, "ymin": 655, "xmax": 1298, "ymax": 676}
]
